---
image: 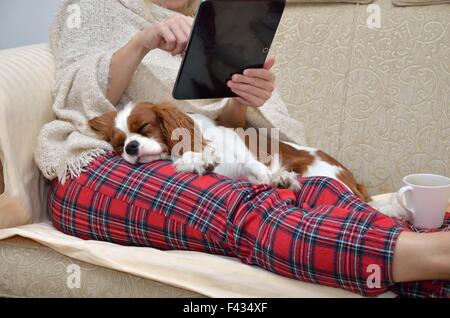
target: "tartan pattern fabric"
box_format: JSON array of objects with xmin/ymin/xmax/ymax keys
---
[{"xmin": 48, "ymin": 153, "xmax": 449, "ymax": 298}]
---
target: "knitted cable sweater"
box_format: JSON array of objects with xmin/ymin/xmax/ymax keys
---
[{"xmin": 35, "ymin": 0, "xmax": 306, "ymax": 183}]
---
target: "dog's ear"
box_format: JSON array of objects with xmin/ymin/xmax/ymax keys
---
[
  {"xmin": 153, "ymin": 102, "xmax": 204, "ymax": 154},
  {"xmin": 88, "ymin": 111, "xmax": 117, "ymax": 142}
]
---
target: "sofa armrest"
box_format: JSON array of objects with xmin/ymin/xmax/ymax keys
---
[{"xmin": 0, "ymin": 44, "xmax": 56, "ymax": 228}]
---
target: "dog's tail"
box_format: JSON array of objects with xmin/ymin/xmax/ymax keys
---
[{"xmin": 355, "ymin": 183, "xmax": 371, "ymax": 202}]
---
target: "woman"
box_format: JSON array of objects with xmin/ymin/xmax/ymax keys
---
[{"xmin": 36, "ymin": 0, "xmax": 449, "ymax": 297}]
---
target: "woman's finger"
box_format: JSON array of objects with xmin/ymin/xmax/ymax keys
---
[
  {"xmin": 264, "ymin": 56, "xmax": 276, "ymax": 71},
  {"xmin": 158, "ymin": 23, "xmax": 177, "ymax": 52},
  {"xmin": 242, "ymin": 68, "xmax": 276, "ymax": 82},
  {"xmin": 231, "ymin": 74, "xmax": 274, "ymax": 92},
  {"xmin": 230, "ymin": 87, "xmax": 266, "ymax": 107},
  {"xmin": 168, "ymin": 22, "xmax": 188, "ymax": 55},
  {"xmin": 179, "ymin": 17, "xmax": 193, "ymax": 40},
  {"xmin": 184, "ymin": 16, "xmax": 194, "ymax": 27},
  {"xmin": 228, "ymin": 81, "xmax": 272, "ymax": 101}
]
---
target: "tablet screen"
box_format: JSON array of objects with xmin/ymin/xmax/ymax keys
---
[{"xmin": 172, "ymin": 0, "xmax": 285, "ymax": 100}]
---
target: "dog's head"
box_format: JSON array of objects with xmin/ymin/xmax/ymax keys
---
[{"xmin": 88, "ymin": 102, "xmax": 202, "ymax": 164}]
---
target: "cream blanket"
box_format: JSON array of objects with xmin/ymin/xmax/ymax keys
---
[{"xmin": 35, "ymin": 0, "xmax": 306, "ymax": 183}]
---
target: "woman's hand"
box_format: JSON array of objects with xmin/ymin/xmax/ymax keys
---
[
  {"xmin": 107, "ymin": 15, "xmax": 193, "ymax": 105},
  {"xmin": 218, "ymin": 56, "xmax": 277, "ymax": 129},
  {"xmin": 137, "ymin": 14, "xmax": 193, "ymax": 55},
  {"xmin": 227, "ymin": 56, "xmax": 277, "ymax": 108}
]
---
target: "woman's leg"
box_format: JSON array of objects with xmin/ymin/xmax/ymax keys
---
[
  {"xmin": 292, "ymin": 176, "xmax": 450, "ymax": 297},
  {"xmin": 48, "ymin": 158, "xmax": 396, "ymax": 296},
  {"xmin": 226, "ymin": 179, "xmax": 403, "ymax": 296},
  {"xmin": 297, "ymin": 176, "xmax": 450, "ymax": 281},
  {"xmin": 48, "ymin": 157, "xmax": 448, "ymax": 297},
  {"xmin": 48, "ymin": 153, "xmax": 240, "ymax": 255}
]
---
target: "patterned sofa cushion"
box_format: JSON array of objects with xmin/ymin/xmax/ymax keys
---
[
  {"xmin": 392, "ymin": 0, "xmax": 450, "ymax": 6},
  {"xmin": 0, "ymin": 236, "xmax": 205, "ymax": 298},
  {"xmin": 271, "ymin": 0, "xmax": 450, "ymax": 194}
]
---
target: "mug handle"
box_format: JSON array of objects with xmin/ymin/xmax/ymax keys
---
[{"xmin": 396, "ymin": 186, "xmax": 415, "ymax": 220}]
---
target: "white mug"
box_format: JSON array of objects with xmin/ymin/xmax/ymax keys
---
[{"xmin": 396, "ymin": 174, "xmax": 450, "ymax": 229}]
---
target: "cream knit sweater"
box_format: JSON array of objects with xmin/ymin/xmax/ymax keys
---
[{"xmin": 35, "ymin": 0, "xmax": 306, "ymax": 183}]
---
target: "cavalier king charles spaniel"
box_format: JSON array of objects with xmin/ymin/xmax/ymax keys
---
[{"xmin": 89, "ymin": 101, "xmax": 371, "ymax": 202}]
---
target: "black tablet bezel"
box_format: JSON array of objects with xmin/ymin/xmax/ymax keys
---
[{"xmin": 172, "ymin": 0, "xmax": 286, "ymax": 100}]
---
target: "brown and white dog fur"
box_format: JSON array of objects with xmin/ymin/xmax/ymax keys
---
[{"xmin": 89, "ymin": 101, "xmax": 371, "ymax": 202}]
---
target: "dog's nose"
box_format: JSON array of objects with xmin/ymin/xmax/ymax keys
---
[{"xmin": 125, "ymin": 141, "xmax": 140, "ymax": 156}]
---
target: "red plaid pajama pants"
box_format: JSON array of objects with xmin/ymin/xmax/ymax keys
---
[{"xmin": 48, "ymin": 153, "xmax": 450, "ymax": 297}]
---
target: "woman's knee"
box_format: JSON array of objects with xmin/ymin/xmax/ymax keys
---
[
  {"xmin": 46, "ymin": 179, "xmax": 74, "ymax": 236},
  {"xmin": 296, "ymin": 176, "xmax": 351, "ymax": 203}
]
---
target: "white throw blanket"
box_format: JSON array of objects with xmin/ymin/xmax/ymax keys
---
[{"xmin": 35, "ymin": 0, "xmax": 306, "ymax": 183}]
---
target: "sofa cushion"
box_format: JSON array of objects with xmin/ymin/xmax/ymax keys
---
[
  {"xmin": 392, "ymin": 0, "xmax": 450, "ymax": 6},
  {"xmin": 0, "ymin": 222, "xmax": 370, "ymax": 297},
  {"xmin": 0, "ymin": 236, "xmax": 205, "ymax": 298},
  {"xmin": 0, "ymin": 44, "xmax": 56, "ymax": 228},
  {"xmin": 270, "ymin": 1, "xmax": 450, "ymax": 195}
]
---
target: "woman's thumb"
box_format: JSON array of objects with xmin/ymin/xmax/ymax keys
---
[{"xmin": 264, "ymin": 56, "xmax": 276, "ymax": 70}]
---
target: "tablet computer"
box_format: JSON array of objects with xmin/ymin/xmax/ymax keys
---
[{"xmin": 172, "ymin": 0, "xmax": 286, "ymax": 100}]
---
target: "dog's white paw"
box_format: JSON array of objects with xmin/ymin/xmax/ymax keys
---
[
  {"xmin": 271, "ymin": 168, "xmax": 301, "ymax": 191},
  {"xmin": 202, "ymin": 146, "xmax": 221, "ymax": 171},
  {"xmin": 174, "ymin": 150, "xmax": 219, "ymax": 175},
  {"xmin": 369, "ymin": 197, "xmax": 408, "ymax": 221},
  {"xmin": 246, "ymin": 162, "xmax": 273, "ymax": 185}
]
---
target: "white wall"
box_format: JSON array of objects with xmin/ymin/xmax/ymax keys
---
[{"xmin": 0, "ymin": 0, "xmax": 61, "ymax": 49}]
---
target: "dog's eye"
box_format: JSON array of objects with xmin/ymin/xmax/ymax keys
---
[{"xmin": 138, "ymin": 123, "xmax": 150, "ymax": 134}]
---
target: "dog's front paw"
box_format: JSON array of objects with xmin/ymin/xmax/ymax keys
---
[
  {"xmin": 174, "ymin": 152, "xmax": 207, "ymax": 175},
  {"xmin": 202, "ymin": 146, "xmax": 221, "ymax": 173},
  {"xmin": 174, "ymin": 151, "xmax": 219, "ymax": 175},
  {"xmin": 246, "ymin": 162, "xmax": 273, "ymax": 185},
  {"xmin": 271, "ymin": 168, "xmax": 301, "ymax": 191}
]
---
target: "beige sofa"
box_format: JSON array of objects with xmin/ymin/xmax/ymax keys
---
[{"xmin": 0, "ymin": 0, "xmax": 449, "ymax": 297}]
